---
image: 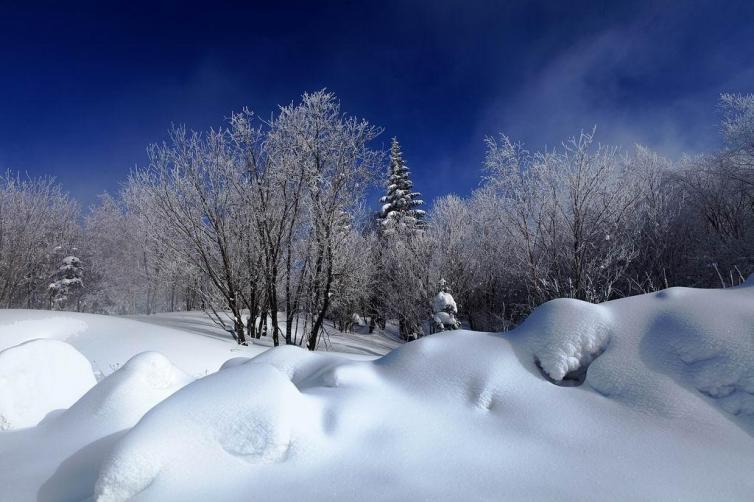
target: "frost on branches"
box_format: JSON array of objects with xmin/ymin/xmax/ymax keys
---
[
  {"xmin": 377, "ymin": 138, "xmax": 425, "ymax": 232},
  {"xmin": 372, "ymin": 137, "xmax": 430, "ymax": 341}
]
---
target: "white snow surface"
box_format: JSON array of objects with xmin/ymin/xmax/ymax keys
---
[
  {"xmin": 0, "ymin": 310, "xmax": 283, "ymax": 379},
  {"xmin": 2, "ymin": 283, "xmax": 754, "ymax": 500},
  {"xmin": 431, "ymin": 290, "xmax": 457, "ymax": 314},
  {"xmin": 0, "ymin": 339, "xmax": 96, "ymax": 430},
  {"xmin": 520, "ymin": 298, "xmax": 612, "ymax": 381}
]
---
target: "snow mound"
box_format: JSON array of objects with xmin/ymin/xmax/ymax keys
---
[
  {"xmin": 5, "ymin": 284, "xmax": 754, "ymax": 501},
  {"xmin": 0, "ymin": 339, "xmax": 96, "ymax": 430},
  {"xmin": 516, "ymin": 298, "xmax": 612, "ymax": 383},
  {"xmin": 218, "ymin": 356, "xmax": 252, "ymax": 371},
  {"xmin": 94, "ymin": 318, "xmax": 754, "ymax": 501},
  {"xmin": 60, "ymin": 351, "xmax": 193, "ymax": 429},
  {"xmin": 637, "ymin": 287, "xmax": 754, "ymax": 420},
  {"xmin": 94, "ymin": 360, "xmax": 322, "ymax": 502}
]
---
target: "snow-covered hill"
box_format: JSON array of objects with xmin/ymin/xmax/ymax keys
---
[{"xmin": 1, "ymin": 283, "xmax": 753, "ymax": 501}]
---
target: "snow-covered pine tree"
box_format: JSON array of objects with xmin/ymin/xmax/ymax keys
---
[
  {"xmin": 377, "ymin": 138, "xmax": 426, "ymax": 232},
  {"xmin": 48, "ymin": 251, "xmax": 84, "ymax": 311},
  {"xmin": 371, "ymin": 138, "xmax": 430, "ymax": 340}
]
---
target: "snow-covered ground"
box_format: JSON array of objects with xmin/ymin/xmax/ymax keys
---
[
  {"xmin": 126, "ymin": 311, "xmax": 403, "ymax": 358},
  {"xmin": 1, "ymin": 283, "xmax": 753, "ymax": 501}
]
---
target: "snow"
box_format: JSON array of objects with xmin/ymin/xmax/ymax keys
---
[
  {"xmin": 431, "ymin": 290, "xmax": 457, "ymax": 314},
  {"xmin": 62, "ymin": 351, "xmax": 192, "ymax": 427},
  {"xmin": 432, "ymin": 310, "xmax": 456, "ymax": 325},
  {"xmin": 0, "ymin": 339, "xmax": 96, "ymax": 430},
  {"xmin": 2, "ymin": 283, "xmax": 754, "ymax": 500},
  {"xmin": 516, "ymin": 298, "xmax": 611, "ymax": 382},
  {"xmin": 0, "ymin": 310, "xmax": 267, "ymax": 378},
  {"xmin": 62, "ymin": 256, "xmax": 80, "ymax": 266},
  {"xmin": 0, "ymin": 350, "xmax": 192, "ymax": 502},
  {"xmin": 128, "ymin": 311, "xmax": 401, "ymax": 358}
]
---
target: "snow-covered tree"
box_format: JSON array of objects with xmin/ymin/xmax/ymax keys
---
[
  {"xmin": 430, "ymin": 278, "xmax": 460, "ymax": 333},
  {"xmin": 377, "ymin": 138, "xmax": 425, "ymax": 232},
  {"xmin": 0, "ymin": 173, "xmax": 80, "ymax": 309},
  {"xmin": 483, "ymin": 130, "xmax": 643, "ymax": 304},
  {"xmin": 375, "ymin": 224, "xmax": 432, "ymax": 340},
  {"xmin": 48, "ymin": 252, "xmax": 84, "ymax": 311},
  {"xmin": 370, "ymin": 138, "xmax": 431, "ymax": 340}
]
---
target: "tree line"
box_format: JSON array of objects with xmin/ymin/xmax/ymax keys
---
[{"xmin": 1, "ymin": 91, "xmax": 753, "ymax": 346}]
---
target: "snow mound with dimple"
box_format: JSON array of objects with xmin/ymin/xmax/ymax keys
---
[
  {"xmin": 0, "ymin": 339, "xmax": 96, "ymax": 430},
  {"xmin": 94, "ymin": 360, "xmax": 323, "ymax": 502}
]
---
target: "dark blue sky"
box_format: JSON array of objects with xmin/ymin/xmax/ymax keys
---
[{"xmin": 1, "ymin": 1, "xmax": 753, "ymax": 210}]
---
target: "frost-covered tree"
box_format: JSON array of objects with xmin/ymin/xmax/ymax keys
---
[
  {"xmin": 375, "ymin": 223, "xmax": 432, "ymax": 340},
  {"xmin": 0, "ymin": 173, "xmax": 80, "ymax": 309},
  {"xmin": 483, "ymin": 130, "xmax": 643, "ymax": 304},
  {"xmin": 125, "ymin": 126, "xmax": 252, "ymax": 345},
  {"xmin": 85, "ymin": 193, "xmax": 179, "ymax": 314},
  {"xmin": 430, "ymin": 278, "xmax": 461, "ymax": 333},
  {"xmin": 377, "ymin": 138, "xmax": 425, "ymax": 232},
  {"xmin": 48, "ymin": 252, "xmax": 84, "ymax": 311},
  {"xmin": 370, "ymin": 138, "xmax": 430, "ymax": 339},
  {"xmin": 271, "ymin": 91, "xmax": 381, "ymax": 350}
]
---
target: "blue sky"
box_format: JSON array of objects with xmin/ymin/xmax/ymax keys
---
[{"xmin": 1, "ymin": 1, "xmax": 753, "ymax": 210}]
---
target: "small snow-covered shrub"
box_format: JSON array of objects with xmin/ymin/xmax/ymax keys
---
[{"xmin": 515, "ymin": 298, "xmax": 612, "ymax": 383}]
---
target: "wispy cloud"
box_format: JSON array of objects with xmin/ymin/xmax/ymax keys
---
[{"xmin": 475, "ymin": 3, "xmax": 753, "ymax": 159}]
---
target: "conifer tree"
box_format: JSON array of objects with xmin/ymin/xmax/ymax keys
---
[
  {"xmin": 48, "ymin": 250, "xmax": 84, "ymax": 311},
  {"xmin": 377, "ymin": 138, "xmax": 425, "ymax": 231},
  {"xmin": 372, "ymin": 138, "xmax": 430, "ymax": 340}
]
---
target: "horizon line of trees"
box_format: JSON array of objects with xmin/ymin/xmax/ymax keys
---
[{"xmin": 1, "ymin": 90, "xmax": 753, "ymax": 346}]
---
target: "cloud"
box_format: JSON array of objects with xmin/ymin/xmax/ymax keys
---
[{"xmin": 474, "ymin": 3, "xmax": 749, "ymax": 159}]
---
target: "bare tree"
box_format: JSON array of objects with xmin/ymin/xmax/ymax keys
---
[
  {"xmin": 125, "ymin": 126, "xmax": 251, "ymax": 344},
  {"xmin": 265, "ymin": 91, "xmax": 381, "ymax": 350},
  {"xmin": 0, "ymin": 173, "xmax": 80, "ymax": 309}
]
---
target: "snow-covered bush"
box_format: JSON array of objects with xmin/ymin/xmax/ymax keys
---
[
  {"xmin": 431, "ymin": 279, "xmax": 461, "ymax": 332},
  {"xmin": 515, "ymin": 298, "xmax": 611, "ymax": 383}
]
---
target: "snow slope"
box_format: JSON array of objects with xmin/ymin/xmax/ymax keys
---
[
  {"xmin": 128, "ymin": 311, "xmax": 403, "ymax": 357},
  {"xmin": 0, "ymin": 310, "xmax": 268, "ymax": 378},
  {"xmin": 2, "ymin": 282, "xmax": 754, "ymax": 501}
]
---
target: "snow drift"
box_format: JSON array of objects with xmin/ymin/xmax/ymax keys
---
[
  {"xmin": 0, "ymin": 339, "xmax": 96, "ymax": 430},
  {"xmin": 2, "ymin": 282, "xmax": 754, "ymax": 501},
  {"xmin": 92, "ymin": 283, "xmax": 754, "ymax": 501},
  {"xmin": 0, "ymin": 349, "xmax": 194, "ymax": 502}
]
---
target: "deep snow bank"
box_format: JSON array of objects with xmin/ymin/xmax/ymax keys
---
[
  {"xmin": 510, "ymin": 285, "xmax": 754, "ymax": 430},
  {"xmin": 0, "ymin": 339, "xmax": 96, "ymax": 430},
  {"xmin": 92, "ymin": 283, "xmax": 754, "ymax": 501}
]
